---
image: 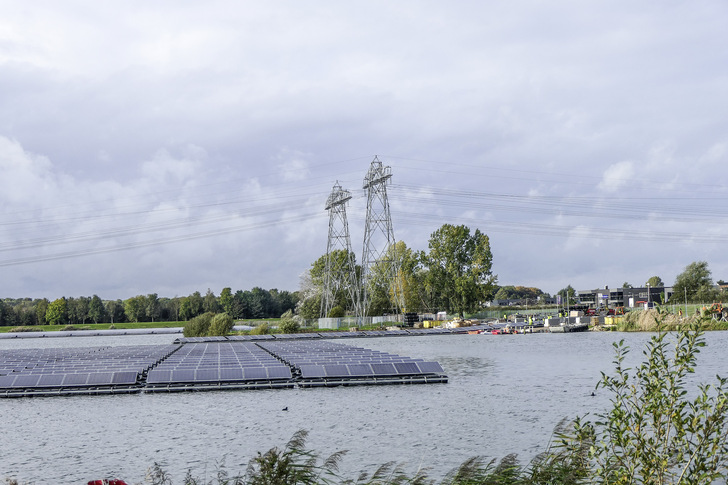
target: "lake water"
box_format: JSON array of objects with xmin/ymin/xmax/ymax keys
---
[{"xmin": 2, "ymin": 331, "xmax": 727, "ymax": 483}]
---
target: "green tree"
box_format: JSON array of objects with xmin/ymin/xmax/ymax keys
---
[
  {"xmin": 366, "ymin": 241, "xmax": 422, "ymax": 315},
  {"xmin": 671, "ymin": 261, "xmax": 715, "ymax": 303},
  {"xmin": 219, "ymin": 287, "xmax": 233, "ymax": 315},
  {"xmin": 296, "ymin": 294, "xmax": 321, "ymax": 320},
  {"xmin": 124, "ymin": 295, "xmax": 146, "ymax": 323},
  {"xmin": 557, "ymin": 285, "xmax": 576, "ymax": 300},
  {"xmin": 105, "ymin": 299, "xmax": 125, "ymax": 324},
  {"xmin": 203, "ymin": 288, "xmax": 220, "ymax": 313},
  {"xmin": 422, "ymin": 224, "xmax": 497, "ymax": 317},
  {"xmin": 646, "ymin": 275, "xmax": 664, "ymax": 287},
  {"xmin": 145, "ymin": 293, "xmax": 160, "ymax": 322},
  {"xmin": 88, "ymin": 295, "xmax": 106, "ymax": 324},
  {"xmin": 622, "ymin": 282, "xmax": 633, "ymax": 289},
  {"xmin": 35, "ymin": 298, "xmax": 49, "ymax": 325},
  {"xmin": 307, "ymin": 250, "xmax": 359, "ymax": 316},
  {"xmin": 180, "ymin": 291, "xmax": 204, "ymax": 320},
  {"xmin": 67, "ymin": 296, "xmax": 90, "ymax": 325},
  {"xmin": 46, "ymin": 298, "xmax": 68, "ymax": 325}
]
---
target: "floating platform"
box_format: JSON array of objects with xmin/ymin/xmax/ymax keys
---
[{"xmin": 0, "ymin": 340, "xmax": 447, "ymax": 398}]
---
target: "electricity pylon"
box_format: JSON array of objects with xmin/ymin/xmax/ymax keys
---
[
  {"xmin": 360, "ymin": 156, "xmax": 403, "ymax": 318},
  {"xmin": 321, "ymin": 182, "xmax": 360, "ymax": 318}
]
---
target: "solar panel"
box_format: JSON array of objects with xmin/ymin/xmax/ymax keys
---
[
  {"xmin": 393, "ymin": 362, "xmax": 420, "ymax": 375},
  {"xmin": 87, "ymin": 373, "xmax": 115, "ymax": 386},
  {"xmin": 346, "ymin": 364, "xmax": 373, "ymax": 376},
  {"xmin": 299, "ymin": 365, "xmax": 326, "ymax": 378},
  {"xmin": 267, "ymin": 367, "xmax": 292, "ymax": 379},
  {"xmin": 63, "ymin": 374, "xmax": 89, "ymax": 386},
  {"xmin": 416, "ymin": 362, "xmax": 444, "ymax": 373},
  {"xmin": 37, "ymin": 374, "xmax": 65, "ymax": 387},
  {"xmin": 171, "ymin": 369, "xmax": 195, "ymax": 382},
  {"xmin": 323, "ymin": 365, "xmax": 349, "ymax": 377},
  {"xmin": 146, "ymin": 369, "xmax": 171, "ymax": 384},
  {"xmin": 112, "ymin": 371, "xmax": 138, "ymax": 385},
  {"xmin": 371, "ymin": 363, "xmax": 396, "ymax": 376},
  {"xmin": 11, "ymin": 375, "xmax": 39, "ymax": 388},
  {"xmin": 220, "ymin": 368, "xmax": 244, "ymax": 380},
  {"xmin": 194, "ymin": 368, "xmax": 218, "ymax": 382},
  {"xmin": 243, "ymin": 367, "xmax": 267, "ymax": 380}
]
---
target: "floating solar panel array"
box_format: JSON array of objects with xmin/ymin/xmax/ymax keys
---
[
  {"xmin": 257, "ymin": 340, "xmax": 447, "ymax": 387},
  {"xmin": 1, "ymin": 338, "xmax": 449, "ymax": 398},
  {"xmin": 145, "ymin": 342, "xmax": 293, "ymax": 392},
  {"xmin": 0, "ymin": 345, "xmax": 178, "ymax": 398}
]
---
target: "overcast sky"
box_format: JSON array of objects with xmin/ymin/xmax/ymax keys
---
[{"xmin": 1, "ymin": 1, "xmax": 727, "ymax": 301}]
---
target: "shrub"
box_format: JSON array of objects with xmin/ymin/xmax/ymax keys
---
[
  {"xmin": 8, "ymin": 326, "xmax": 40, "ymax": 333},
  {"xmin": 327, "ymin": 306, "xmax": 345, "ymax": 318},
  {"xmin": 245, "ymin": 430, "xmax": 345, "ymax": 485},
  {"xmin": 208, "ymin": 313, "xmax": 234, "ymax": 336},
  {"xmin": 558, "ymin": 315, "xmax": 728, "ymax": 484},
  {"xmin": 279, "ymin": 320, "xmax": 300, "ymax": 334},
  {"xmin": 183, "ymin": 312, "xmax": 214, "ymax": 337},
  {"xmin": 250, "ymin": 323, "xmax": 270, "ymax": 335}
]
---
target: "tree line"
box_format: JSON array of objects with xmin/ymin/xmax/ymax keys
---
[{"xmin": 0, "ymin": 287, "xmax": 299, "ymax": 327}]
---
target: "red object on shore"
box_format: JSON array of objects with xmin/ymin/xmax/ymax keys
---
[{"xmin": 88, "ymin": 480, "xmax": 128, "ymax": 485}]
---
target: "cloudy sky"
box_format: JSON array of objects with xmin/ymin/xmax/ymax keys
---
[{"xmin": 2, "ymin": 1, "xmax": 727, "ymax": 301}]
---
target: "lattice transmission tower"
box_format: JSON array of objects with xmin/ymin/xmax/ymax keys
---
[
  {"xmin": 360, "ymin": 156, "xmax": 404, "ymax": 318},
  {"xmin": 320, "ymin": 182, "xmax": 361, "ymax": 318}
]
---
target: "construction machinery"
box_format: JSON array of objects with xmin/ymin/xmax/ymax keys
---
[{"xmin": 705, "ymin": 303, "xmax": 728, "ymax": 322}]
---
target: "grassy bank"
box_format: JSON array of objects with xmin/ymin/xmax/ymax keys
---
[{"xmin": 609, "ymin": 309, "xmax": 728, "ymax": 332}]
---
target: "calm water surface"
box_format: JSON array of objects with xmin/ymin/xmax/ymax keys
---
[{"xmin": 2, "ymin": 331, "xmax": 727, "ymax": 483}]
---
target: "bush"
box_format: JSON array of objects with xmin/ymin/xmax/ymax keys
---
[
  {"xmin": 183, "ymin": 312, "xmax": 215, "ymax": 337},
  {"xmin": 208, "ymin": 313, "xmax": 234, "ymax": 336},
  {"xmin": 327, "ymin": 306, "xmax": 345, "ymax": 318},
  {"xmin": 8, "ymin": 326, "xmax": 40, "ymax": 333},
  {"xmin": 559, "ymin": 315, "xmax": 728, "ymax": 484},
  {"xmin": 278, "ymin": 319, "xmax": 300, "ymax": 335},
  {"xmin": 250, "ymin": 323, "xmax": 270, "ymax": 335}
]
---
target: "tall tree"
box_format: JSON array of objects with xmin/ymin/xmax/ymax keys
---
[
  {"xmin": 422, "ymin": 224, "xmax": 497, "ymax": 317},
  {"xmin": 124, "ymin": 295, "xmax": 146, "ymax": 323},
  {"xmin": 46, "ymin": 298, "xmax": 68, "ymax": 325},
  {"xmin": 146, "ymin": 293, "xmax": 160, "ymax": 322},
  {"xmin": 306, "ymin": 250, "xmax": 360, "ymax": 315},
  {"xmin": 88, "ymin": 295, "xmax": 106, "ymax": 324},
  {"xmin": 646, "ymin": 275, "xmax": 664, "ymax": 287},
  {"xmin": 105, "ymin": 299, "xmax": 125, "ymax": 324},
  {"xmin": 557, "ymin": 285, "xmax": 576, "ymax": 300},
  {"xmin": 67, "ymin": 297, "xmax": 90, "ymax": 325},
  {"xmin": 219, "ymin": 287, "xmax": 233, "ymax": 315},
  {"xmin": 35, "ymin": 298, "xmax": 50, "ymax": 325},
  {"xmin": 671, "ymin": 261, "xmax": 716, "ymax": 303},
  {"xmin": 203, "ymin": 288, "xmax": 220, "ymax": 313}
]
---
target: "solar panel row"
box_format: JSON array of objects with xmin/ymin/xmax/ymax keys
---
[
  {"xmin": 0, "ymin": 345, "xmax": 177, "ymax": 395},
  {"xmin": 256, "ymin": 341, "xmax": 446, "ymax": 383},
  {"xmin": 0, "ymin": 371, "xmax": 138, "ymax": 388},
  {"xmin": 145, "ymin": 342, "xmax": 294, "ymax": 388}
]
